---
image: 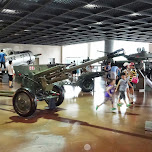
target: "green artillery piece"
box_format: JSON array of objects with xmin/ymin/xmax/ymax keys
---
[{"xmin": 11, "ymin": 49, "xmax": 124, "ymax": 117}]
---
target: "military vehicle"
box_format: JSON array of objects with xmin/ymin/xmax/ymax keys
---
[
  {"xmin": 99, "ymin": 48, "xmax": 152, "ymax": 64},
  {"xmin": 2, "ymin": 49, "xmax": 41, "ymax": 67},
  {"xmin": 9, "ymin": 49, "xmax": 124, "ymax": 117},
  {"xmin": 124, "ymin": 50, "xmax": 152, "ymax": 62},
  {"xmin": 0, "ymin": 49, "xmax": 124, "ymax": 117}
]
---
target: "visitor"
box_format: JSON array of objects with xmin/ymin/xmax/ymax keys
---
[
  {"xmin": 96, "ymin": 79, "xmax": 116, "ymax": 111},
  {"xmin": 104, "ymin": 62, "xmax": 111, "ymax": 82},
  {"xmin": 0, "ymin": 49, "xmax": 7, "ymax": 73},
  {"xmin": 110, "ymin": 64, "xmax": 120, "ymax": 80},
  {"xmin": 7, "ymin": 60, "xmax": 14, "ymax": 88},
  {"xmin": 115, "ymin": 72, "xmax": 133, "ymax": 107},
  {"xmin": 129, "ymin": 62, "xmax": 137, "ymax": 104}
]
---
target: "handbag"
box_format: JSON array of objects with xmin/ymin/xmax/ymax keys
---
[{"xmin": 131, "ymin": 76, "xmax": 139, "ymax": 84}]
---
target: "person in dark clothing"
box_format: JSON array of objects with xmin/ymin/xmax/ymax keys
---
[
  {"xmin": 0, "ymin": 49, "xmax": 7, "ymax": 72},
  {"xmin": 104, "ymin": 62, "xmax": 111, "ymax": 83}
]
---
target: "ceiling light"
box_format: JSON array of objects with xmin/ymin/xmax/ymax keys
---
[
  {"xmin": 129, "ymin": 13, "xmax": 142, "ymax": 16},
  {"xmin": 43, "ymin": 36, "xmax": 48, "ymax": 38},
  {"xmin": 2, "ymin": 9, "xmax": 19, "ymax": 14},
  {"xmin": 73, "ymin": 28, "xmax": 78, "ymax": 30},
  {"xmin": 94, "ymin": 22, "xmax": 103, "ymax": 25},
  {"xmin": 0, "ymin": 20, "xmax": 3, "ymax": 22},
  {"xmin": 14, "ymin": 34, "xmax": 20, "ymax": 36},
  {"xmin": 28, "ymin": 0, "xmax": 39, "ymax": 2},
  {"xmin": 84, "ymin": 4, "xmax": 99, "ymax": 9},
  {"xmin": 53, "ymin": 0, "xmax": 70, "ymax": 4},
  {"xmin": 24, "ymin": 30, "xmax": 31, "ymax": 32}
]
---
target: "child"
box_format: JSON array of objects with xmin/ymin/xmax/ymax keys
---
[
  {"xmin": 115, "ymin": 72, "xmax": 133, "ymax": 107},
  {"xmin": 96, "ymin": 79, "xmax": 116, "ymax": 111},
  {"xmin": 7, "ymin": 60, "xmax": 14, "ymax": 88},
  {"xmin": 129, "ymin": 62, "xmax": 137, "ymax": 104}
]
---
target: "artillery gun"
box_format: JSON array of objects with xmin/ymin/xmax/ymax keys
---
[{"xmin": 11, "ymin": 49, "xmax": 124, "ymax": 117}]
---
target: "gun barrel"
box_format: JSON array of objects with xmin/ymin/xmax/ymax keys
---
[
  {"xmin": 46, "ymin": 72, "xmax": 61, "ymax": 79},
  {"xmin": 33, "ymin": 65, "xmax": 65, "ymax": 77},
  {"xmin": 65, "ymin": 48, "xmax": 124, "ymax": 72},
  {"xmin": 34, "ymin": 54, "xmax": 42, "ymax": 57},
  {"xmin": 49, "ymin": 75, "xmax": 68, "ymax": 83},
  {"xmin": 66, "ymin": 56, "xmax": 107, "ymax": 72}
]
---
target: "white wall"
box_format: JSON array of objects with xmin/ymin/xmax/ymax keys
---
[
  {"xmin": 62, "ymin": 43, "xmax": 88, "ymax": 64},
  {"xmin": 90, "ymin": 41, "xmax": 105, "ymax": 59},
  {"xmin": 62, "ymin": 41, "xmax": 105, "ymax": 64},
  {"xmin": 0, "ymin": 43, "xmax": 61, "ymax": 64}
]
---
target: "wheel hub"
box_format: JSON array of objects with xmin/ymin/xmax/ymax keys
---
[{"xmin": 15, "ymin": 93, "xmax": 31, "ymax": 115}]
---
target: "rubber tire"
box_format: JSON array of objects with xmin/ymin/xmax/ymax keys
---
[
  {"xmin": 81, "ymin": 78, "xmax": 94, "ymax": 92},
  {"xmin": 52, "ymin": 85, "xmax": 64, "ymax": 106},
  {"xmin": 13, "ymin": 88, "xmax": 37, "ymax": 117}
]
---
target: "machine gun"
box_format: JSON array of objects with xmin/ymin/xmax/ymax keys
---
[{"xmin": 12, "ymin": 49, "xmax": 124, "ymax": 117}]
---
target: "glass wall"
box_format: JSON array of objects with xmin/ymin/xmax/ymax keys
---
[
  {"xmin": 113, "ymin": 40, "xmax": 149, "ymax": 61},
  {"xmin": 114, "ymin": 40, "xmax": 149, "ymax": 55},
  {"xmin": 62, "ymin": 43, "xmax": 88, "ymax": 64},
  {"xmin": 90, "ymin": 41, "xmax": 105, "ymax": 59},
  {"xmin": 62, "ymin": 40, "xmax": 149, "ymax": 63}
]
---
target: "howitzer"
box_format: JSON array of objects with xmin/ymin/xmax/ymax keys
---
[{"xmin": 12, "ymin": 49, "xmax": 124, "ymax": 117}]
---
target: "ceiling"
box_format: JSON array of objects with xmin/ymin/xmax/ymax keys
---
[{"xmin": 1, "ymin": 0, "xmax": 152, "ymax": 45}]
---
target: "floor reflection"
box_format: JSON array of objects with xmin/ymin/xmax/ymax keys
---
[{"xmin": 0, "ymin": 77, "xmax": 152, "ymax": 152}]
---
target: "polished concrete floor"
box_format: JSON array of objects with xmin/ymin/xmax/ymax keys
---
[{"xmin": 0, "ymin": 78, "xmax": 152, "ymax": 152}]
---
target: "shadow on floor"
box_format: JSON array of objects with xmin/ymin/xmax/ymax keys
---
[
  {"xmin": 4, "ymin": 108, "xmax": 152, "ymax": 141},
  {"xmin": 0, "ymin": 103, "xmax": 12, "ymax": 106},
  {"xmin": 0, "ymin": 108, "xmax": 14, "ymax": 113},
  {"xmin": 105, "ymin": 111, "xmax": 140, "ymax": 116}
]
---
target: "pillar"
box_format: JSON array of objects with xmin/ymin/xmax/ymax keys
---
[
  {"xmin": 87, "ymin": 42, "xmax": 91, "ymax": 58},
  {"xmin": 104, "ymin": 39, "xmax": 114, "ymax": 54},
  {"xmin": 61, "ymin": 46, "xmax": 63, "ymax": 63},
  {"xmin": 149, "ymin": 43, "xmax": 152, "ymax": 53}
]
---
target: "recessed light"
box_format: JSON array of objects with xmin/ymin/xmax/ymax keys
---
[
  {"xmin": 129, "ymin": 13, "xmax": 142, "ymax": 16},
  {"xmin": 54, "ymin": 0, "xmax": 70, "ymax": 4},
  {"xmin": 24, "ymin": 30, "xmax": 31, "ymax": 32},
  {"xmin": 127, "ymin": 26, "xmax": 133, "ymax": 29},
  {"xmin": 14, "ymin": 34, "xmax": 20, "ymax": 36},
  {"xmin": 94, "ymin": 22, "xmax": 103, "ymax": 25},
  {"xmin": 43, "ymin": 36, "xmax": 48, "ymax": 37},
  {"xmin": 84, "ymin": 4, "xmax": 99, "ymax": 9},
  {"xmin": 73, "ymin": 28, "xmax": 78, "ymax": 30},
  {"xmin": 2, "ymin": 9, "xmax": 19, "ymax": 14},
  {"xmin": 28, "ymin": 0, "xmax": 39, "ymax": 2}
]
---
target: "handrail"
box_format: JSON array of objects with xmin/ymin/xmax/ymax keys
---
[{"xmin": 138, "ymin": 69, "xmax": 145, "ymax": 78}]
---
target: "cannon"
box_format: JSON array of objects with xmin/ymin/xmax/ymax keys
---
[{"xmin": 12, "ymin": 49, "xmax": 124, "ymax": 117}]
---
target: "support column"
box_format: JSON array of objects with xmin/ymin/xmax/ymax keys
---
[
  {"xmin": 87, "ymin": 42, "xmax": 91, "ymax": 58},
  {"xmin": 149, "ymin": 43, "xmax": 152, "ymax": 53},
  {"xmin": 61, "ymin": 46, "xmax": 63, "ymax": 63},
  {"xmin": 104, "ymin": 39, "xmax": 114, "ymax": 54}
]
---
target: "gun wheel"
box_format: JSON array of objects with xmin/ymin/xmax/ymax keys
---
[
  {"xmin": 13, "ymin": 88, "xmax": 37, "ymax": 117},
  {"xmin": 81, "ymin": 78, "xmax": 94, "ymax": 92},
  {"xmin": 52, "ymin": 85, "xmax": 64, "ymax": 106}
]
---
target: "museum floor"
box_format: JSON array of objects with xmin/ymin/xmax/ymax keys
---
[{"xmin": 0, "ymin": 77, "xmax": 152, "ymax": 152}]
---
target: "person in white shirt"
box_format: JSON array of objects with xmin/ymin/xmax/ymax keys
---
[{"xmin": 7, "ymin": 60, "xmax": 14, "ymax": 88}]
